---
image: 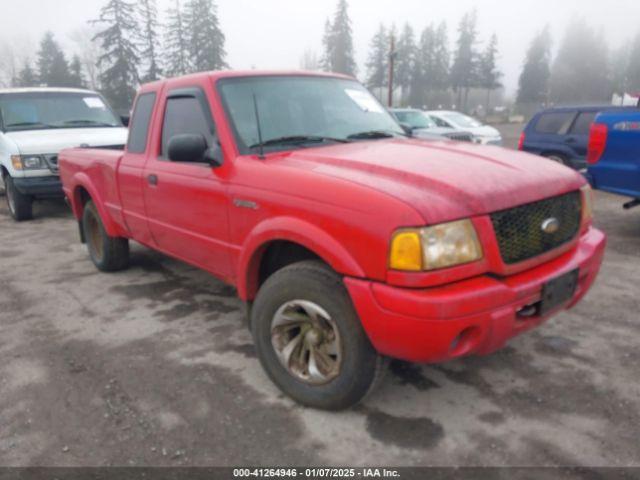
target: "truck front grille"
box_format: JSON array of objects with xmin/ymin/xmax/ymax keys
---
[
  {"xmin": 43, "ymin": 154, "xmax": 59, "ymax": 173},
  {"xmin": 490, "ymin": 191, "xmax": 582, "ymax": 265}
]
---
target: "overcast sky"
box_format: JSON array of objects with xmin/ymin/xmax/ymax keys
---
[{"xmin": 1, "ymin": 0, "xmax": 639, "ymax": 96}]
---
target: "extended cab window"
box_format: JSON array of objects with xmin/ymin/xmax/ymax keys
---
[
  {"xmin": 161, "ymin": 94, "xmax": 215, "ymax": 159},
  {"xmin": 570, "ymin": 111, "xmax": 598, "ymax": 135},
  {"xmin": 127, "ymin": 93, "xmax": 156, "ymax": 153},
  {"xmin": 535, "ymin": 112, "xmax": 576, "ymax": 134}
]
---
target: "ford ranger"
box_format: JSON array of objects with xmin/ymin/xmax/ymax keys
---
[
  {"xmin": 587, "ymin": 108, "xmax": 640, "ymax": 210},
  {"xmin": 59, "ymin": 72, "xmax": 606, "ymax": 410},
  {"xmin": 0, "ymin": 87, "xmax": 128, "ymax": 221}
]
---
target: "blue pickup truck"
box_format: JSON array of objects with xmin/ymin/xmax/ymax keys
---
[{"xmin": 587, "ymin": 109, "xmax": 640, "ymax": 209}]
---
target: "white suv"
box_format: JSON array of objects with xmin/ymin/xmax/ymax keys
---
[{"xmin": 0, "ymin": 88, "xmax": 128, "ymax": 221}]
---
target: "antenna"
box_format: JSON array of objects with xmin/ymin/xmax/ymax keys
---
[{"xmin": 252, "ymin": 93, "xmax": 265, "ymax": 159}]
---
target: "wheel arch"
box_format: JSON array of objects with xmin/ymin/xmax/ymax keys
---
[
  {"xmin": 237, "ymin": 216, "xmax": 366, "ymax": 301},
  {"xmin": 70, "ymin": 174, "xmax": 120, "ymax": 237}
]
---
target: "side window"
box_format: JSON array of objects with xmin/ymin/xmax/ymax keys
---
[
  {"xmin": 570, "ymin": 111, "xmax": 597, "ymax": 135},
  {"xmin": 433, "ymin": 116, "xmax": 450, "ymax": 128},
  {"xmin": 534, "ymin": 112, "xmax": 576, "ymax": 135},
  {"xmin": 161, "ymin": 94, "xmax": 215, "ymax": 159},
  {"xmin": 127, "ymin": 93, "xmax": 156, "ymax": 153}
]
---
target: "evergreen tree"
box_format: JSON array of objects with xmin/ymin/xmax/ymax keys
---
[
  {"xmin": 609, "ymin": 46, "xmax": 629, "ymax": 96},
  {"xmin": 450, "ymin": 10, "xmax": 480, "ymax": 110},
  {"xmin": 92, "ymin": 0, "xmax": 140, "ymax": 110},
  {"xmin": 409, "ymin": 25, "xmax": 435, "ymax": 108},
  {"xmin": 69, "ymin": 55, "xmax": 86, "ymax": 88},
  {"xmin": 395, "ymin": 23, "xmax": 416, "ymax": 100},
  {"xmin": 478, "ymin": 34, "xmax": 502, "ymax": 110},
  {"xmin": 184, "ymin": 0, "xmax": 228, "ymax": 72},
  {"xmin": 321, "ymin": 0, "xmax": 357, "ymax": 76},
  {"xmin": 627, "ymin": 33, "xmax": 640, "ymax": 91},
  {"xmin": 164, "ymin": 0, "xmax": 190, "ymax": 77},
  {"xmin": 17, "ymin": 60, "xmax": 38, "ymax": 87},
  {"xmin": 365, "ymin": 24, "xmax": 389, "ymax": 89},
  {"xmin": 138, "ymin": 0, "xmax": 163, "ymax": 82},
  {"xmin": 550, "ymin": 20, "xmax": 610, "ymax": 103},
  {"xmin": 37, "ymin": 32, "xmax": 73, "ymax": 87},
  {"xmin": 517, "ymin": 27, "xmax": 552, "ymax": 105}
]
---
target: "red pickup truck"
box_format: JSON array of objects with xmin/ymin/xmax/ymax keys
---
[{"xmin": 59, "ymin": 71, "xmax": 606, "ymax": 410}]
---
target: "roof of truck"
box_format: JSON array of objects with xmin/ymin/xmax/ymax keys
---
[
  {"xmin": 139, "ymin": 70, "xmax": 355, "ymax": 91},
  {"xmin": 0, "ymin": 87, "xmax": 98, "ymax": 95}
]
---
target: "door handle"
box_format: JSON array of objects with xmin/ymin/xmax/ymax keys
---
[{"xmin": 147, "ymin": 174, "xmax": 158, "ymax": 186}]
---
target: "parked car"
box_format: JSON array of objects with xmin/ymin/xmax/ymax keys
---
[
  {"xmin": 518, "ymin": 106, "xmax": 637, "ymax": 170},
  {"xmin": 59, "ymin": 71, "xmax": 605, "ymax": 410},
  {"xmin": 587, "ymin": 108, "xmax": 640, "ymax": 209},
  {"xmin": 389, "ymin": 108, "xmax": 473, "ymax": 142},
  {"xmin": 0, "ymin": 87, "xmax": 128, "ymax": 221},
  {"xmin": 426, "ymin": 110, "xmax": 502, "ymax": 145}
]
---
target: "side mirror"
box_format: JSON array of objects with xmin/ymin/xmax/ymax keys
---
[
  {"xmin": 400, "ymin": 123, "xmax": 414, "ymax": 136},
  {"xmin": 168, "ymin": 134, "xmax": 208, "ymax": 163},
  {"xmin": 120, "ymin": 115, "xmax": 130, "ymax": 127},
  {"xmin": 204, "ymin": 143, "xmax": 224, "ymax": 168},
  {"xmin": 167, "ymin": 134, "xmax": 224, "ymax": 167}
]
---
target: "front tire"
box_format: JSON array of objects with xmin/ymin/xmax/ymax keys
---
[
  {"xmin": 4, "ymin": 175, "xmax": 33, "ymax": 221},
  {"xmin": 82, "ymin": 200, "xmax": 130, "ymax": 272},
  {"xmin": 251, "ymin": 261, "xmax": 383, "ymax": 410}
]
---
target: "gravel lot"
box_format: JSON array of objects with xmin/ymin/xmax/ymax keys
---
[{"xmin": 1, "ymin": 129, "xmax": 639, "ymax": 467}]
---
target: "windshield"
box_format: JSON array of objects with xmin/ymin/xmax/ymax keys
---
[
  {"xmin": 0, "ymin": 92, "xmax": 122, "ymax": 132},
  {"xmin": 441, "ymin": 112, "xmax": 483, "ymax": 128},
  {"xmin": 394, "ymin": 111, "xmax": 436, "ymax": 129},
  {"xmin": 218, "ymin": 76, "xmax": 404, "ymax": 154}
]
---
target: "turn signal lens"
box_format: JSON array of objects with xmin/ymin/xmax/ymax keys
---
[
  {"xmin": 11, "ymin": 155, "xmax": 23, "ymax": 170},
  {"xmin": 389, "ymin": 220, "xmax": 483, "ymax": 272},
  {"xmin": 581, "ymin": 184, "xmax": 594, "ymax": 226},
  {"xmin": 389, "ymin": 230, "xmax": 423, "ymax": 271}
]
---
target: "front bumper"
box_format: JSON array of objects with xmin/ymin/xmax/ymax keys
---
[
  {"xmin": 345, "ymin": 227, "xmax": 606, "ymax": 364},
  {"xmin": 13, "ymin": 176, "xmax": 63, "ymax": 197}
]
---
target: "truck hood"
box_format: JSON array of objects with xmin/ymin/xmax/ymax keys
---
[
  {"xmin": 278, "ymin": 138, "xmax": 585, "ymax": 224},
  {"xmin": 5, "ymin": 127, "xmax": 128, "ymax": 155}
]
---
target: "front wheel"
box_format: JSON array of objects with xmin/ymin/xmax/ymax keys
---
[
  {"xmin": 4, "ymin": 175, "xmax": 33, "ymax": 221},
  {"xmin": 82, "ymin": 200, "xmax": 130, "ymax": 272},
  {"xmin": 251, "ymin": 261, "xmax": 384, "ymax": 410}
]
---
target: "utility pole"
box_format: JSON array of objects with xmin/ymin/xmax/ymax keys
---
[{"xmin": 387, "ymin": 33, "xmax": 396, "ymax": 107}]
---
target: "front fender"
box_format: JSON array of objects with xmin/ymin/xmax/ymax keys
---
[
  {"xmin": 237, "ymin": 216, "xmax": 366, "ymax": 300},
  {"xmin": 69, "ymin": 172, "xmax": 123, "ymax": 238}
]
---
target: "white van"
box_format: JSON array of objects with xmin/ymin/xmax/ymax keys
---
[{"xmin": 0, "ymin": 88, "xmax": 128, "ymax": 220}]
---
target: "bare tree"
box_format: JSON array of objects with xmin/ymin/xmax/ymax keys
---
[{"xmin": 0, "ymin": 36, "xmax": 34, "ymax": 87}]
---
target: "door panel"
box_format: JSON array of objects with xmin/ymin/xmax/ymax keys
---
[{"xmin": 142, "ymin": 87, "xmax": 233, "ymax": 279}]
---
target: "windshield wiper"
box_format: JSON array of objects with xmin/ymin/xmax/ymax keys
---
[
  {"xmin": 59, "ymin": 120, "xmax": 119, "ymax": 127},
  {"xmin": 249, "ymin": 135, "xmax": 350, "ymax": 149},
  {"xmin": 5, "ymin": 121, "xmax": 55, "ymax": 129},
  {"xmin": 347, "ymin": 130, "xmax": 404, "ymax": 140}
]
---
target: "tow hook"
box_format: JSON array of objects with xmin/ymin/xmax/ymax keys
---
[{"xmin": 623, "ymin": 198, "xmax": 640, "ymax": 210}]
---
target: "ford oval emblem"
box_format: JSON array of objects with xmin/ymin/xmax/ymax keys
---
[{"xmin": 541, "ymin": 217, "xmax": 560, "ymax": 234}]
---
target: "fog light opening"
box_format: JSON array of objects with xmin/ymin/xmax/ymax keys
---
[
  {"xmin": 450, "ymin": 326, "xmax": 481, "ymax": 357},
  {"xmin": 517, "ymin": 302, "xmax": 540, "ymax": 321}
]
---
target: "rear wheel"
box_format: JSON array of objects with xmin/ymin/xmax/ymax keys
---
[
  {"xmin": 4, "ymin": 175, "xmax": 33, "ymax": 221},
  {"xmin": 251, "ymin": 260, "xmax": 384, "ymax": 410},
  {"xmin": 82, "ymin": 200, "xmax": 130, "ymax": 272}
]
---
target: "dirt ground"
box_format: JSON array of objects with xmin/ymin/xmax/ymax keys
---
[{"xmin": 1, "ymin": 131, "xmax": 639, "ymax": 467}]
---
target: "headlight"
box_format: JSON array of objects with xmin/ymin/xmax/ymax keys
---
[
  {"xmin": 11, "ymin": 155, "xmax": 46, "ymax": 170},
  {"xmin": 581, "ymin": 184, "xmax": 593, "ymax": 224},
  {"xmin": 390, "ymin": 219, "xmax": 483, "ymax": 271}
]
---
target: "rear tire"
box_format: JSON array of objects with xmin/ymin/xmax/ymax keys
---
[
  {"xmin": 251, "ymin": 260, "xmax": 383, "ymax": 410},
  {"xmin": 82, "ymin": 200, "xmax": 129, "ymax": 272},
  {"xmin": 5, "ymin": 175, "xmax": 33, "ymax": 221}
]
